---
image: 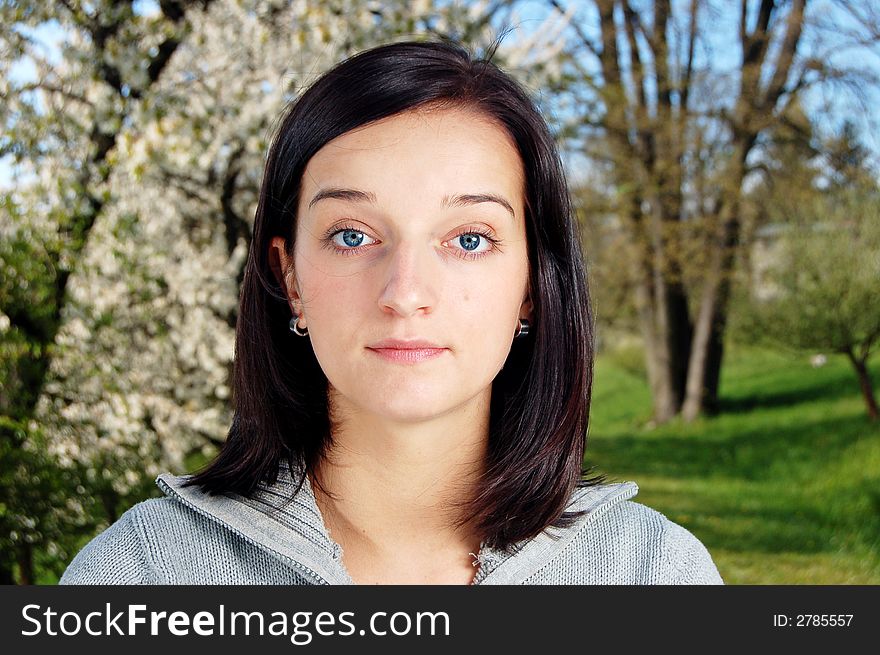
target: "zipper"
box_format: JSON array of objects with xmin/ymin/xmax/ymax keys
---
[
  {"xmin": 470, "ymin": 549, "xmax": 502, "ymax": 585},
  {"xmin": 156, "ymin": 477, "xmax": 332, "ymax": 585}
]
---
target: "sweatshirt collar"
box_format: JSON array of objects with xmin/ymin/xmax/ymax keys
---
[
  {"xmin": 156, "ymin": 465, "xmax": 638, "ymax": 585},
  {"xmin": 156, "ymin": 465, "xmax": 354, "ymax": 584}
]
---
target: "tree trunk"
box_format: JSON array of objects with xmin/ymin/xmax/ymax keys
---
[
  {"xmin": 682, "ymin": 193, "xmax": 741, "ymax": 421},
  {"xmin": 17, "ymin": 544, "xmax": 33, "ymax": 585},
  {"xmin": 632, "ymin": 269, "xmax": 692, "ymax": 422},
  {"xmin": 637, "ymin": 277, "xmax": 675, "ymax": 423},
  {"xmin": 633, "ymin": 269, "xmax": 664, "ymax": 412},
  {"xmin": 846, "ymin": 349, "xmax": 880, "ymax": 421},
  {"xmin": 683, "ymin": 275, "xmax": 718, "ymax": 421},
  {"xmin": 648, "ymin": 167, "xmax": 693, "ymax": 420},
  {"xmin": 0, "ymin": 563, "xmax": 14, "ymax": 585},
  {"xmin": 702, "ymin": 319, "xmax": 726, "ymax": 414},
  {"xmin": 629, "ymin": 211, "xmax": 692, "ymax": 423},
  {"xmin": 101, "ymin": 489, "xmax": 120, "ymax": 525},
  {"xmin": 682, "ymin": 270, "xmax": 732, "ymax": 420},
  {"xmin": 666, "ymin": 276, "xmax": 692, "ymax": 414}
]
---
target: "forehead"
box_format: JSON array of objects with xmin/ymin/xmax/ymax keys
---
[{"xmin": 298, "ymin": 106, "xmax": 526, "ymax": 217}]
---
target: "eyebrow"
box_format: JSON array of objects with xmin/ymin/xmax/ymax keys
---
[{"xmin": 308, "ymin": 187, "xmax": 516, "ymax": 219}]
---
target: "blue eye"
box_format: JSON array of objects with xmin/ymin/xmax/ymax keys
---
[
  {"xmin": 458, "ymin": 234, "xmax": 482, "ymax": 251},
  {"xmin": 324, "ymin": 224, "xmax": 499, "ymax": 260},
  {"xmin": 340, "ymin": 229, "xmax": 364, "ymax": 248},
  {"xmin": 328, "ymin": 227, "xmax": 370, "ymax": 254}
]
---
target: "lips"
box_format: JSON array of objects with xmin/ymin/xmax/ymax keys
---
[
  {"xmin": 367, "ymin": 338, "xmax": 444, "ymax": 349},
  {"xmin": 366, "ymin": 338, "xmax": 448, "ymax": 364}
]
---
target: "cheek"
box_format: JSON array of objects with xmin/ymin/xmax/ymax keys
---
[
  {"xmin": 296, "ymin": 270, "xmax": 368, "ymax": 381},
  {"xmin": 305, "ymin": 277, "xmax": 359, "ymax": 317},
  {"xmin": 453, "ymin": 265, "xmax": 524, "ymax": 347},
  {"xmin": 295, "ymin": 254, "xmax": 370, "ymax": 322}
]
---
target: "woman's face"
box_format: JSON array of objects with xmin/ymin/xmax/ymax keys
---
[{"xmin": 271, "ymin": 105, "xmax": 532, "ymax": 424}]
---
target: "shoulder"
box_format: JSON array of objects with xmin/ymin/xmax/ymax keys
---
[
  {"xmin": 60, "ymin": 495, "xmax": 254, "ymax": 585},
  {"xmin": 61, "ymin": 493, "xmax": 313, "ymax": 585},
  {"xmin": 60, "ymin": 497, "xmax": 176, "ymax": 585},
  {"xmin": 568, "ymin": 498, "xmax": 724, "ymax": 584}
]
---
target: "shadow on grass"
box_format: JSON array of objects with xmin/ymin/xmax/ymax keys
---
[
  {"xmin": 718, "ymin": 366, "xmax": 868, "ymax": 413},
  {"xmin": 586, "ymin": 413, "xmax": 874, "ymax": 482},
  {"xmin": 661, "ymin": 502, "xmax": 880, "ymax": 556}
]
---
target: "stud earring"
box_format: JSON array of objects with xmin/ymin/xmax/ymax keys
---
[{"xmin": 514, "ymin": 318, "xmax": 530, "ymax": 339}]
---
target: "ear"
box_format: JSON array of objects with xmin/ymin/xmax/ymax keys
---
[
  {"xmin": 268, "ymin": 236, "xmax": 300, "ymax": 310},
  {"xmin": 268, "ymin": 236, "xmax": 288, "ymax": 287},
  {"xmin": 519, "ymin": 286, "xmax": 533, "ymax": 323}
]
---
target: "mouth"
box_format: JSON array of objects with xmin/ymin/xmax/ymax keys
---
[
  {"xmin": 366, "ymin": 344, "xmax": 448, "ymax": 364},
  {"xmin": 367, "ymin": 338, "xmax": 444, "ymax": 349}
]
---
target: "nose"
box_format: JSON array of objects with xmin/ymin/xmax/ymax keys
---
[{"xmin": 377, "ymin": 242, "xmax": 436, "ymax": 317}]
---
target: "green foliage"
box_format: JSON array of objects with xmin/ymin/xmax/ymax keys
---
[
  {"xmin": 739, "ymin": 188, "xmax": 880, "ymax": 355},
  {"xmin": 0, "ymin": 195, "xmax": 60, "ymax": 412},
  {"xmin": 598, "ymin": 337, "xmax": 647, "ymax": 381},
  {"xmin": 0, "ymin": 192, "xmax": 77, "ymax": 583},
  {"xmin": 731, "ymin": 120, "xmax": 880, "ymax": 420},
  {"xmin": 0, "ymin": 418, "xmax": 96, "ymax": 584}
]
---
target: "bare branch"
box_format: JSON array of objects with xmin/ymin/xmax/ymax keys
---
[
  {"xmin": 653, "ymin": 0, "xmax": 672, "ymax": 109},
  {"xmin": 762, "ymin": 0, "xmax": 807, "ymax": 111},
  {"xmin": 547, "ymin": 0, "xmax": 600, "ymax": 57},
  {"xmin": 156, "ymin": 169, "xmax": 214, "ymax": 205},
  {"xmin": 681, "ymin": 0, "xmax": 698, "ymax": 113},
  {"xmin": 741, "ymin": 0, "xmax": 776, "ymax": 99},
  {"xmin": 622, "ymin": 1, "xmax": 648, "ymax": 111},
  {"xmin": 17, "ymin": 81, "xmax": 94, "ymax": 108},
  {"xmin": 220, "ymin": 144, "xmax": 251, "ymax": 259}
]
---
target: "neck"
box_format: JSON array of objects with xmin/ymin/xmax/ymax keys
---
[{"xmin": 311, "ymin": 386, "xmax": 491, "ymax": 556}]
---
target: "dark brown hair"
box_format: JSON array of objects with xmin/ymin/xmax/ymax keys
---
[{"xmin": 186, "ymin": 37, "xmax": 604, "ymax": 552}]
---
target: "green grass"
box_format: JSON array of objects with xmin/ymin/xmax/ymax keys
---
[{"xmin": 586, "ymin": 342, "xmax": 880, "ymax": 584}]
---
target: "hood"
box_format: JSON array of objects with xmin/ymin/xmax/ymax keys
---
[{"xmin": 156, "ymin": 464, "xmax": 638, "ymax": 585}]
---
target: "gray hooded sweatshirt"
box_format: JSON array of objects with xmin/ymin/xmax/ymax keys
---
[{"xmin": 60, "ymin": 464, "xmax": 724, "ymax": 585}]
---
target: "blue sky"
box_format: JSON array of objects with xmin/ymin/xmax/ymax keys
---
[{"xmin": 1, "ymin": 18, "xmax": 65, "ymax": 190}]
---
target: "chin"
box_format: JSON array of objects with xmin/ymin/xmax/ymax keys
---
[{"xmin": 370, "ymin": 396, "xmax": 454, "ymax": 424}]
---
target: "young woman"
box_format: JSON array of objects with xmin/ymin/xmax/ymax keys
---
[{"xmin": 61, "ymin": 39, "xmax": 722, "ymax": 585}]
